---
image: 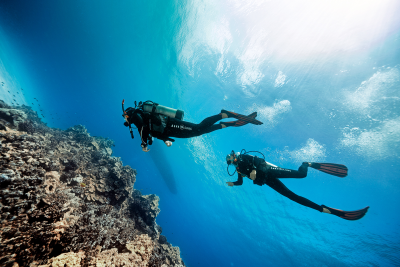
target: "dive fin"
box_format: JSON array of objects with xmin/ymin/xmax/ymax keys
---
[
  {"xmin": 221, "ymin": 109, "xmax": 263, "ymax": 125},
  {"xmin": 310, "ymin": 163, "xmax": 348, "ymax": 177},
  {"xmin": 222, "ymin": 112, "xmax": 257, "ymax": 127},
  {"xmin": 322, "ymin": 205, "xmax": 369, "ymax": 220}
]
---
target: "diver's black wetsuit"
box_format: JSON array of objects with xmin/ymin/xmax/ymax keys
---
[
  {"xmin": 163, "ymin": 114, "xmax": 223, "ymax": 138},
  {"xmin": 232, "ymin": 154, "xmax": 323, "ymax": 212},
  {"xmin": 128, "ymin": 109, "xmax": 228, "ymax": 148}
]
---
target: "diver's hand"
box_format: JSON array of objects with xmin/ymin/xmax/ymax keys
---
[
  {"xmin": 226, "ymin": 182, "xmax": 234, "ymax": 187},
  {"xmin": 142, "ymin": 146, "xmax": 150, "ymax": 152},
  {"xmin": 250, "ymin": 170, "xmax": 256, "ymax": 180},
  {"xmin": 165, "ymin": 141, "xmax": 172, "ymax": 147}
]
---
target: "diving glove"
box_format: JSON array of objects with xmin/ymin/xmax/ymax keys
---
[
  {"xmin": 165, "ymin": 141, "xmax": 172, "ymax": 147},
  {"xmin": 226, "ymin": 182, "xmax": 234, "ymax": 187}
]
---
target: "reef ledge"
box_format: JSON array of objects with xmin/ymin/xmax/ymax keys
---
[{"xmin": 0, "ymin": 100, "xmax": 184, "ymax": 267}]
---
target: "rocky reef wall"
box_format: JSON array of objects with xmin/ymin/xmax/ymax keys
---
[{"xmin": 0, "ymin": 100, "xmax": 184, "ymax": 267}]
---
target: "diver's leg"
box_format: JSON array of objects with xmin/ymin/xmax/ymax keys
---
[
  {"xmin": 265, "ymin": 177, "xmax": 323, "ymax": 212},
  {"xmin": 195, "ymin": 120, "xmax": 247, "ymax": 135},
  {"xmin": 197, "ymin": 114, "xmax": 224, "ymax": 128},
  {"xmin": 165, "ymin": 112, "xmax": 257, "ymax": 138},
  {"xmin": 221, "ymin": 110, "xmax": 263, "ymax": 125},
  {"xmin": 197, "ymin": 112, "xmax": 259, "ymax": 134},
  {"xmin": 165, "ymin": 119, "xmax": 222, "ymax": 138},
  {"xmin": 171, "ymin": 113, "xmax": 233, "ymax": 133},
  {"xmin": 166, "ymin": 120, "xmax": 233, "ymax": 138},
  {"xmin": 268, "ymin": 163, "xmax": 309, "ymax": 179},
  {"xmin": 165, "ymin": 119, "xmax": 199, "ymax": 138},
  {"xmin": 197, "ymin": 110, "xmax": 261, "ymax": 128},
  {"xmin": 196, "ymin": 110, "xmax": 257, "ymax": 128}
]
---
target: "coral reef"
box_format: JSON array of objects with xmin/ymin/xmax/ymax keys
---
[{"xmin": 0, "ymin": 100, "xmax": 184, "ymax": 267}]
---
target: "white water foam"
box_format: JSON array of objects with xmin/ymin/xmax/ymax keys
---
[
  {"xmin": 261, "ymin": 138, "xmax": 326, "ymax": 166},
  {"xmin": 340, "ymin": 67, "xmax": 400, "ymax": 160},
  {"xmin": 246, "ymin": 100, "xmax": 291, "ymax": 128},
  {"xmin": 274, "ymin": 71, "xmax": 286, "ymax": 88},
  {"xmin": 289, "ymin": 138, "xmax": 327, "ymax": 163},
  {"xmin": 340, "ymin": 118, "xmax": 400, "ymax": 161},
  {"xmin": 345, "ymin": 67, "xmax": 400, "ymax": 116}
]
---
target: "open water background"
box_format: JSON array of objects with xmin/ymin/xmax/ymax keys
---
[{"xmin": 1, "ymin": 1, "xmax": 400, "ymax": 266}]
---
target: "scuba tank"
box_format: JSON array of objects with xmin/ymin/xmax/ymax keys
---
[
  {"xmin": 142, "ymin": 101, "xmax": 184, "ymax": 120},
  {"xmin": 122, "ymin": 99, "xmax": 184, "ymax": 139}
]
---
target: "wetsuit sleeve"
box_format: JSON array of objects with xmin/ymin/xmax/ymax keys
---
[
  {"xmin": 232, "ymin": 173, "xmax": 243, "ymax": 186},
  {"xmin": 139, "ymin": 126, "xmax": 151, "ymax": 147}
]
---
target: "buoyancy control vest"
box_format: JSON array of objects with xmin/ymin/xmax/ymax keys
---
[{"xmin": 140, "ymin": 101, "xmax": 184, "ymax": 134}]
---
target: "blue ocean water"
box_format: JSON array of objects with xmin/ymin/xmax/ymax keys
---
[{"xmin": 1, "ymin": 1, "xmax": 400, "ymax": 266}]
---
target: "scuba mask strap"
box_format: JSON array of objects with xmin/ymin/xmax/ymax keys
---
[
  {"xmin": 122, "ymin": 99, "xmax": 134, "ymax": 139},
  {"xmin": 241, "ymin": 148, "xmax": 265, "ymax": 160}
]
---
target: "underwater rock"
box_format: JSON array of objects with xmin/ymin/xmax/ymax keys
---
[
  {"xmin": 0, "ymin": 105, "xmax": 185, "ymax": 267},
  {"xmin": 0, "ymin": 100, "xmax": 10, "ymax": 109},
  {"xmin": 0, "ymin": 108, "xmax": 28, "ymax": 128},
  {"xmin": 89, "ymin": 141, "xmax": 100, "ymax": 151}
]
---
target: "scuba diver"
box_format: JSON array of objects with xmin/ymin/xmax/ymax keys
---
[
  {"xmin": 225, "ymin": 150, "xmax": 369, "ymax": 220},
  {"xmin": 122, "ymin": 100, "xmax": 263, "ymax": 152}
]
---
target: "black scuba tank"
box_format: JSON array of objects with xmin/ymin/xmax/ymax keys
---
[{"xmin": 142, "ymin": 101, "xmax": 184, "ymax": 120}]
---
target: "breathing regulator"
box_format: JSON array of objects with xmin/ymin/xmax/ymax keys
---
[
  {"xmin": 226, "ymin": 150, "xmax": 239, "ymax": 176},
  {"xmin": 226, "ymin": 149, "xmax": 266, "ymax": 176}
]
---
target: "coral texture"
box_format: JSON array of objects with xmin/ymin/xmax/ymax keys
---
[{"xmin": 0, "ymin": 101, "xmax": 184, "ymax": 267}]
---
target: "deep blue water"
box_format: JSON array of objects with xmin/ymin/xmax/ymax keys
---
[{"xmin": 1, "ymin": 1, "xmax": 400, "ymax": 266}]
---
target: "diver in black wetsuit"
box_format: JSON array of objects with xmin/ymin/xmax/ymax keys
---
[
  {"xmin": 225, "ymin": 150, "xmax": 369, "ymax": 220},
  {"xmin": 122, "ymin": 100, "xmax": 262, "ymax": 152}
]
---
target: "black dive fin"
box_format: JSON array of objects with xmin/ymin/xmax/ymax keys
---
[
  {"xmin": 221, "ymin": 110, "xmax": 263, "ymax": 125},
  {"xmin": 310, "ymin": 163, "xmax": 348, "ymax": 177},
  {"xmin": 222, "ymin": 112, "xmax": 257, "ymax": 127},
  {"xmin": 322, "ymin": 205, "xmax": 369, "ymax": 221}
]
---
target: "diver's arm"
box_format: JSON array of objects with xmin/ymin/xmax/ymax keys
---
[
  {"xmin": 233, "ymin": 174, "xmax": 243, "ymax": 185},
  {"xmin": 139, "ymin": 127, "xmax": 150, "ymax": 152},
  {"xmin": 227, "ymin": 173, "xmax": 243, "ymax": 186}
]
